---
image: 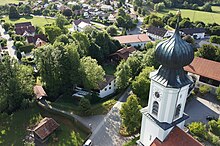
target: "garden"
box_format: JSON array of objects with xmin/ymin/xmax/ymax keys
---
[{"xmin": 0, "ymin": 104, "xmax": 89, "ymax": 145}]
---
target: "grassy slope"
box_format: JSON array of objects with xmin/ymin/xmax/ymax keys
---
[
  {"xmin": 2, "ymin": 16, "xmax": 55, "ymax": 27},
  {"xmin": 153, "ymin": 6, "xmax": 220, "ymax": 24},
  {"xmin": 0, "ymin": 105, "xmax": 88, "ymax": 145}
]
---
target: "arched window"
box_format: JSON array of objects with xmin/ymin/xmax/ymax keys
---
[
  {"xmin": 175, "ymin": 104, "xmax": 181, "ymax": 118},
  {"xmin": 152, "ymin": 101, "xmax": 159, "ymax": 116}
]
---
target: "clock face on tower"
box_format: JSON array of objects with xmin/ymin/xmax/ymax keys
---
[{"xmin": 154, "ymin": 91, "xmax": 160, "ymax": 98}]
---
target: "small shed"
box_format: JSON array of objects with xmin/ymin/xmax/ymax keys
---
[
  {"xmin": 31, "ymin": 117, "xmax": 59, "ymax": 143},
  {"xmin": 33, "ymin": 85, "xmax": 47, "ymax": 100}
]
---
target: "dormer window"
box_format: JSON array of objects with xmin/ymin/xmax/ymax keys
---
[{"xmin": 152, "ymin": 101, "xmax": 159, "ymax": 116}]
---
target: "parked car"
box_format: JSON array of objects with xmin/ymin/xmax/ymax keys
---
[
  {"xmin": 206, "ymin": 115, "xmax": 218, "ymax": 121},
  {"xmin": 83, "ymin": 139, "xmax": 92, "ymax": 146}
]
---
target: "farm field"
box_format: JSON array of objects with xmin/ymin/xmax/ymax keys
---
[
  {"xmin": 153, "ymin": 6, "xmax": 220, "ymax": 24},
  {"xmin": 2, "ymin": 16, "xmax": 55, "ymax": 27}
]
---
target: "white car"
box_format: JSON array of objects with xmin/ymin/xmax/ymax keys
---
[{"xmin": 83, "ymin": 139, "xmax": 92, "ymax": 146}]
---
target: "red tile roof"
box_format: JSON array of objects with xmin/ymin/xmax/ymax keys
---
[
  {"xmin": 15, "ymin": 22, "xmax": 32, "ymax": 27},
  {"xmin": 15, "ymin": 25, "xmax": 35, "ymax": 35},
  {"xmin": 33, "ymin": 85, "xmax": 47, "ymax": 99},
  {"xmin": 33, "ymin": 117, "xmax": 59, "ymax": 140},
  {"xmin": 184, "ymin": 57, "xmax": 220, "ymax": 81},
  {"xmin": 113, "ymin": 34, "xmax": 151, "ymax": 44},
  {"xmin": 27, "ymin": 34, "xmax": 48, "ymax": 44},
  {"xmin": 110, "ymin": 46, "xmax": 136, "ymax": 60},
  {"xmin": 151, "ymin": 126, "xmax": 202, "ymax": 146}
]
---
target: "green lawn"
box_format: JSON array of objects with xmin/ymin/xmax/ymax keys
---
[
  {"xmin": 153, "ymin": 6, "xmax": 220, "ymax": 24},
  {"xmin": 0, "ymin": 104, "xmax": 88, "ymax": 145},
  {"xmin": 2, "ymin": 16, "xmax": 55, "ymax": 27},
  {"xmin": 0, "ymin": 0, "xmax": 27, "ymax": 5},
  {"xmin": 51, "ymin": 93, "xmax": 118, "ymax": 116}
]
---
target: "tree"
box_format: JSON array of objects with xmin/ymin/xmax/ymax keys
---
[
  {"xmin": 42, "ymin": 0, "xmax": 48, "ymax": 4},
  {"xmin": 188, "ymin": 122, "xmax": 207, "ymax": 138},
  {"xmin": 197, "ymin": 44, "xmax": 218, "ymax": 61},
  {"xmin": 0, "ymin": 55, "xmax": 34, "ymax": 113},
  {"xmin": 80, "ymin": 57, "xmax": 105, "ymax": 89},
  {"xmin": 183, "ymin": 35, "xmax": 195, "ymax": 46},
  {"xmin": 154, "ymin": 2, "xmax": 165, "ymax": 12},
  {"xmin": 216, "ymin": 86, "xmax": 220, "ymax": 100},
  {"xmin": 44, "ymin": 26, "xmax": 62, "ymax": 43},
  {"xmin": 23, "ymin": 5, "xmax": 32, "ymax": 15},
  {"xmin": 106, "ymin": 25, "xmax": 118, "ymax": 36},
  {"xmin": 210, "ymin": 35, "xmax": 220, "ymax": 44},
  {"xmin": 132, "ymin": 67, "xmax": 154, "ymax": 100},
  {"xmin": 120, "ymin": 94, "xmax": 142, "ymax": 133},
  {"xmin": 179, "ymin": 19, "xmax": 193, "ymax": 28},
  {"xmin": 79, "ymin": 98, "xmax": 91, "ymax": 116},
  {"xmin": 115, "ymin": 60, "xmax": 131, "ymax": 90},
  {"xmin": 56, "ymin": 15, "xmax": 68, "ymax": 29},
  {"xmin": 211, "ymin": 26, "xmax": 220, "ymax": 36},
  {"xmin": 202, "ymin": 3, "xmax": 212, "ymax": 12},
  {"xmin": 143, "ymin": 48, "xmax": 160, "ymax": 69},
  {"xmin": 9, "ymin": 6, "xmax": 19, "ymax": 19},
  {"xmin": 62, "ymin": 8, "xmax": 73, "ymax": 17}
]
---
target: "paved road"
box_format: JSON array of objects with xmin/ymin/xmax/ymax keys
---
[
  {"xmin": 0, "ymin": 24, "xmax": 17, "ymax": 59},
  {"xmin": 89, "ymin": 87, "xmax": 132, "ymax": 146},
  {"xmin": 185, "ymin": 93, "xmax": 220, "ymax": 124}
]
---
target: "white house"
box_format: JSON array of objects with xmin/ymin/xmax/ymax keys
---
[
  {"xmin": 146, "ymin": 26, "xmax": 173, "ymax": 40},
  {"xmin": 97, "ymin": 75, "xmax": 116, "ymax": 98},
  {"xmin": 180, "ymin": 28, "xmax": 206, "ymax": 39},
  {"xmin": 100, "ymin": 5, "xmax": 113, "ymax": 11},
  {"xmin": 113, "ymin": 34, "xmax": 151, "ymax": 48},
  {"xmin": 73, "ymin": 19, "xmax": 91, "ymax": 32}
]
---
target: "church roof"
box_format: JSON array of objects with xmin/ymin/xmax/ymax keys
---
[{"xmin": 150, "ymin": 126, "xmax": 203, "ymax": 146}]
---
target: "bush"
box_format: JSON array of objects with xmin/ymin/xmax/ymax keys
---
[
  {"xmin": 188, "ymin": 122, "xmax": 207, "ymax": 138},
  {"xmin": 216, "ymin": 86, "xmax": 220, "ymax": 100},
  {"xmin": 18, "ymin": 44, "xmax": 35, "ymax": 53},
  {"xmin": 0, "ymin": 38, "xmax": 7, "ymax": 47},
  {"xmin": 208, "ymin": 120, "xmax": 220, "ymax": 136},
  {"xmin": 21, "ymin": 56, "xmax": 35, "ymax": 65},
  {"xmin": 210, "ymin": 35, "xmax": 220, "ymax": 44},
  {"xmin": 199, "ymin": 85, "xmax": 211, "ymax": 95},
  {"xmin": 79, "ymin": 98, "xmax": 91, "ymax": 116}
]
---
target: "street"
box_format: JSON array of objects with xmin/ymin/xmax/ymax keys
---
[
  {"xmin": 89, "ymin": 87, "xmax": 133, "ymax": 146},
  {"xmin": 185, "ymin": 94, "xmax": 220, "ymax": 124},
  {"xmin": 0, "ymin": 24, "xmax": 17, "ymax": 59}
]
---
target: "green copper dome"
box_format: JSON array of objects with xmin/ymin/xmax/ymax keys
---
[
  {"xmin": 151, "ymin": 12, "xmax": 194, "ymax": 88},
  {"xmin": 155, "ymin": 30, "xmax": 194, "ymax": 69}
]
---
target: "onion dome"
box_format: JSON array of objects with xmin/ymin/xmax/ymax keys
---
[
  {"xmin": 155, "ymin": 11, "xmax": 194, "ymax": 69},
  {"xmin": 151, "ymin": 11, "xmax": 194, "ymax": 88}
]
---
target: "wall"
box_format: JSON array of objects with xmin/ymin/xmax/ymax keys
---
[{"xmin": 99, "ymin": 79, "xmax": 116, "ymax": 98}]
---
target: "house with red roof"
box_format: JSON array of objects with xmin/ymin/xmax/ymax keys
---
[
  {"xmin": 26, "ymin": 34, "xmax": 48, "ymax": 47},
  {"xmin": 15, "ymin": 22, "xmax": 35, "ymax": 36},
  {"xmin": 30, "ymin": 117, "xmax": 59, "ymax": 143},
  {"xmin": 184, "ymin": 57, "xmax": 220, "ymax": 93},
  {"xmin": 113, "ymin": 34, "xmax": 151, "ymax": 48}
]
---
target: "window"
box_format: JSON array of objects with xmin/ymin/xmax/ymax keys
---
[
  {"xmin": 109, "ymin": 82, "xmax": 111, "ymax": 85},
  {"xmin": 109, "ymin": 87, "xmax": 111, "ymax": 90},
  {"xmin": 104, "ymin": 88, "xmax": 107, "ymax": 91},
  {"xmin": 152, "ymin": 101, "xmax": 159, "ymax": 116},
  {"xmin": 174, "ymin": 104, "xmax": 181, "ymax": 118}
]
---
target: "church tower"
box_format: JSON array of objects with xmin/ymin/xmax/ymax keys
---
[{"xmin": 138, "ymin": 11, "xmax": 194, "ymax": 146}]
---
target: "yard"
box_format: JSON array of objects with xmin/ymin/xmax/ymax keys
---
[
  {"xmin": 0, "ymin": 104, "xmax": 89, "ymax": 145},
  {"xmin": 2, "ymin": 15, "xmax": 55, "ymax": 27},
  {"xmin": 51, "ymin": 92, "xmax": 119, "ymax": 116},
  {"xmin": 0, "ymin": 0, "xmax": 27, "ymax": 5},
  {"xmin": 153, "ymin": 6, "xmax": 220, "ymax": 24}
]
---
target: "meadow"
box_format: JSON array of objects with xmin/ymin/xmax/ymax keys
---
[
  {"xmin": 2, "ymin": 16, "xmax": 55, "ymax": 27},
  {"xmin": 153, "ymin": 6, "xmax": 220, "ymax": 24}
]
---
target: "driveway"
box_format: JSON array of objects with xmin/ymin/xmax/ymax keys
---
[
  {"xmin": 89, "ymin": 87, "xmax": 132, "ymax": 146},
  {"xmin": 0, "ymin": 24, "xmax": 17, "ymax": 59},
  {"xmin": 185, "ymin": 93, "xmax": 220, "ymax": 124}
]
